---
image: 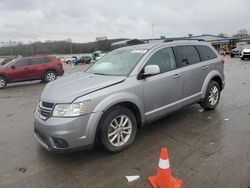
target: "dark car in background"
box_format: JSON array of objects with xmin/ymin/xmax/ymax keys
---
[
  {"xmin": 0, "ymin": 56, "xmax": 64, "ymax": 89},
  {"xmin": 76, "ymin": 56, "xmax": 92, "ymax": 64}
]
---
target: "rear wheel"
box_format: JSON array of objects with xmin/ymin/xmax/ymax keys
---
[
  {"xmin": 98, "ymin": 106, "xmax": 137, "ymax": 153},
  {"xmin": 43, "ymin": 71, "xmax": 57, "ymax": 83},
  {"xmin": 0, "ymin": 76, "xmax": 7, "ymax": 89},
  {"xmin": 200, "ymin": 81, "xmax": 221, "ymax": 111}
]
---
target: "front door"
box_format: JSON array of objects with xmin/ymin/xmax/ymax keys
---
[
  {"xmin": 141, "ymin": 47, "xmax": 183, "ymax": 122},
  {"xmin": 7, "ymin": 58, "xmax": 33, "ymax": 81}
]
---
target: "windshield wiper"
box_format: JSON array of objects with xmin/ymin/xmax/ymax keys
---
[{"xmin": 93, "ymin": 72, "xmax": 109, "ymax": 75}]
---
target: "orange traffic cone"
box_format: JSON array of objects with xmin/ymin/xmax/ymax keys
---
[{"xmin": 148, "ymin": 147, "xmax": 182, "ymax": 188}]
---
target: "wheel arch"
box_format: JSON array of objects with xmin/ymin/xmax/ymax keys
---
[
  {"xmin": 43, "ymin": 68, "xmax": 57, "ymax": 75},
  {"xmin": 201, "ymin": 71, "xmax": 224, "ymax": 99},
  {"xmin": 0, "ymin": 73, "xmax": 8, "ymax": 81}
]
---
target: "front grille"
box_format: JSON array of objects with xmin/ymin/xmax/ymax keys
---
[
  {"xmin": 38, "ymin": 101, "xmax": 54, "ymax": 119},
  {"xmin": 42, "ymin": 102, "xmax": 54, "ymax": 108},
  {"xmin": 243, "ymin": 52, "xmax": 250, "ymax": 55}
]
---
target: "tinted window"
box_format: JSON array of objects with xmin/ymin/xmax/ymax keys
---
[
  {"xmin": 30, "ymin": 57, "xmax": 49, "ymax": 64},
  {"xmin": 173, "ymin": 45, "xmax": 200, "ymax": 67},
  {"xmin": 196, "ymin": 45, "xmax": 217, "ymax": 61},
  {"xmin": 15, "ymin": 59, "xmax": 30, "ymax": 67},
  {"xmin": 145, "ymin": 47, "xmax": 176, "ymax": 73}
]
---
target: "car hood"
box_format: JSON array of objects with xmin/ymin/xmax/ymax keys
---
[
  {"xmin": 41, "ymin": 72, "xmax": 126, "ymax": 103},
  {"xmin": 242, "ymin": 48, "xmax": 250, "ymax": 52}
]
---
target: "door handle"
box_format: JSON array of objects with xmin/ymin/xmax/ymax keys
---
[
  {"xmin": 173, "ymin": 74, "xmax": 182, "ymax": 78},
  {"xmin": 202, "ymin": 65, "xmax": 208, "ymax": 70}
]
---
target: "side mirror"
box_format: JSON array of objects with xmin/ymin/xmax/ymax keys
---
[
  {"xmin": 138, "ymin": 65, "xmax": 160, "ymax": 79},
  {"xmin": 11, "ymin": 64, "xmax": 16, "ymax": 69}
]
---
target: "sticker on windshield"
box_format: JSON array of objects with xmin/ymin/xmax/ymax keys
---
[{"xmin": 131, "ymin": 50, "xmax": 147, "ymax": 54}]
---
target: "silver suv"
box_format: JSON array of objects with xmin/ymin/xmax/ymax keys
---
[{"xmin": 34, "ymin": 40, "xmax": 225, "ymax": 153}]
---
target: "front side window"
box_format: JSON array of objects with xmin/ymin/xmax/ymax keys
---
[
  {"xmin": 87, "ymin": 49, "xmax": 147, "ymax": 76},
  {"xmin": 15, "ymin": 59, "xmax": 30, "ymax": 67},
  {"xmin": 174, "ymin": 45, "xmax": 200, "ymax": 67},
  {"xmin": 145, "ymin": 47, "xmax": 176, "ymax": 73}
]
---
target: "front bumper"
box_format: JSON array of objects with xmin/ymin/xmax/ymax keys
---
[{"xmin": 34, "ymin": 110, "xmax": 102, "ymax": 152}]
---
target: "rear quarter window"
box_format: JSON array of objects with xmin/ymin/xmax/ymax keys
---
[{"xmin": 195, "ymin": 45, "xmax": 217, "ymax": 61}]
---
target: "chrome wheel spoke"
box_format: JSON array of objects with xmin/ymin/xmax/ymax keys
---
[
  {"xmin": 108, "ymin": 130, "xmax": 117, "ymax": 137},
  {"xmin": 110, "ymin": 123, "xmax": 117, "ymax": 129},
  {"xmin": 122, "ymin": 118, "xmax": 129, "ymax": 127},
  {"xmin": 110, "ymin": 133, "xmax": 118, "ymax": 143}
]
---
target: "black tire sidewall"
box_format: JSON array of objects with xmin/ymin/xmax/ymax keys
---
[
  {"xmin": 98, "ymin": 106, "xmax": 137, "ymax": 153},
  {"xmin": 201, "ymin": 81, "xmax": 221, "ymax": 110}
]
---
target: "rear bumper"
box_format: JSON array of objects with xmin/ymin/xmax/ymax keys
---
[{"xmin": 57, "ymin": 70, "xmax": 64, "ymax": 76}]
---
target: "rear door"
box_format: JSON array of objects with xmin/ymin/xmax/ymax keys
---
[
  {"xmin": 141, "ymin": 47, "xmax": 183, "ymax": 122},
  {"xmin": 29, "ymin": 57, "xmax": 50, "ymax": 78},
  {"xmin": 173, "ymin": 45, "xmax": 206, "ymax": 106}
]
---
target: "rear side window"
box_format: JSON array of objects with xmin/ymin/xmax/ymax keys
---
[
  {"xmin": 196, "ymin": 45, "xmax": 217, "ymax": 61},
  {"xmin": 30, "ymin": 57, "xmax": 50, "ymax": 64},
  {"xmin": 145, "ymin": 47, "xmax": 176, "ymax": 73},
  {"xmin": 173, "ymin": 45, "xmax": 200, "ymax": 67}
]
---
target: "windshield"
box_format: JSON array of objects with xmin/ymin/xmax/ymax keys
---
[
  {"xmin": 243, "ymin": 45, "xmax": 250, "ymax": 49},
  {"xmin": 87, "ymin": 49, "xmax": 147, "ymax": 76}
]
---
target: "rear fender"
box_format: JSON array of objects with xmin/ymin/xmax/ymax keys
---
[{"xmin": 201, "ymin": 70, "xmax": 223, "ymax": 99}]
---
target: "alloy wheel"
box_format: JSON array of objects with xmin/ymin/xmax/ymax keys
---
[
  {"xmin": 108, "ymin": 115, "xmax": 132, "ymax": 147},
  {"xmin": 208, "ymin": 85, "xmax": 219, "ymax": 105}
]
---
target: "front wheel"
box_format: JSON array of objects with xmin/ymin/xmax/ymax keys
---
[
  {"xmin": 241, "ymin": 56, "xmax": 245, "ymax": 60},
  {"xmin": 43, "ymin": 71, "xmax": 57, "ymax": 83},
  {"xmin": 98, "ymin": 106, "xmax": 137, "ymax": 153},
  {"xmin": 230, "ymin": 54, "xmax": 234, "ymax": 58},
  {"xmin": 200, "ymin": 81, "xmax": 221, "ymax": 111}
]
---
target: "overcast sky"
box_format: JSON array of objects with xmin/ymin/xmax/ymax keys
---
[{"xmin": 0, "ymin": 0, "xmax": 250, "ymax": 43}]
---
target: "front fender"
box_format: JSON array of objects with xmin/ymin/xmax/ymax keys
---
[
  {"xmin": 93, "ymin": 92, "xmax": 145, "ymax": 123},
  {"xmin": 201, "ymin": 70, "xmax": 223, "ymax": 99}
]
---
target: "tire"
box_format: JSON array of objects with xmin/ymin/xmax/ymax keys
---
[
  {"xmin": 98, "ymin": 106, "xmax": 137, "ymax": 153},
  {"xmin": 200, "ymin": 81, "xmax": 221, "ymax": 111},
  {"xmin": 0, "ymin": 76, "xmax": 7, "ymax": 89},
  {"xmin": 230, "ymin": 54, "xmax": 234, "ymax": 58},
  {"xmin": 43, "ymin": 70, "xmax": 57, "ymax": 83},
  {"xmin": 241, "ymin": 57, "xmax": 245, "ymax": 60}
]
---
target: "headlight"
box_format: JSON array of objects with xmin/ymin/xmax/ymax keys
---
[{"xmin": 52, "ymin": 101, "xmax": 90, "ymax": 117}]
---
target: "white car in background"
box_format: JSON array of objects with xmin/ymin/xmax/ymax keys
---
[{"xmin": 240, "ymin": 45, "xmax": 250, "ymax": 60}]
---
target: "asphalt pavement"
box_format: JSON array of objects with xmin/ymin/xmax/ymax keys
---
[{"xmin": 0, "ymin": 57, "xmax": 249, "ymax": 188}]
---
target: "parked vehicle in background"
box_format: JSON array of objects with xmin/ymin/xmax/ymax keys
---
[
  {"xmin": 65, "ymin": 56, "xmax": 77, "ymax": 64},
  {"xmin": 230, "ymin": 45, "xmax": 246, "ymax": 57},
  {"xmin": 34, "ymin": 40, "xmax": 225, "ymax": 153},
  {"xmin": 0, "ymin": 56, "xmax": 64, "ymax": 88},
  {"xmin": 240, "ymin": 45, "xmax": 250, "ymax": 60},
  {"xmin": 0, "ymin": 55, "xmax": 22, "ymax": 66},
  {"xmin": 76, "ymin": 56, "xmax": 92, "ymax": 64}
]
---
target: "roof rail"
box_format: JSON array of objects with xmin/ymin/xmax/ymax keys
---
[{"xmin": 163, "ymin": 38, "xmax": 205, "ymax": 42}]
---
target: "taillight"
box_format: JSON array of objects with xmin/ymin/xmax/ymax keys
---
[{"xmin": 221, "ymin": 57, "xmax": 225, "ymax": 64}]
